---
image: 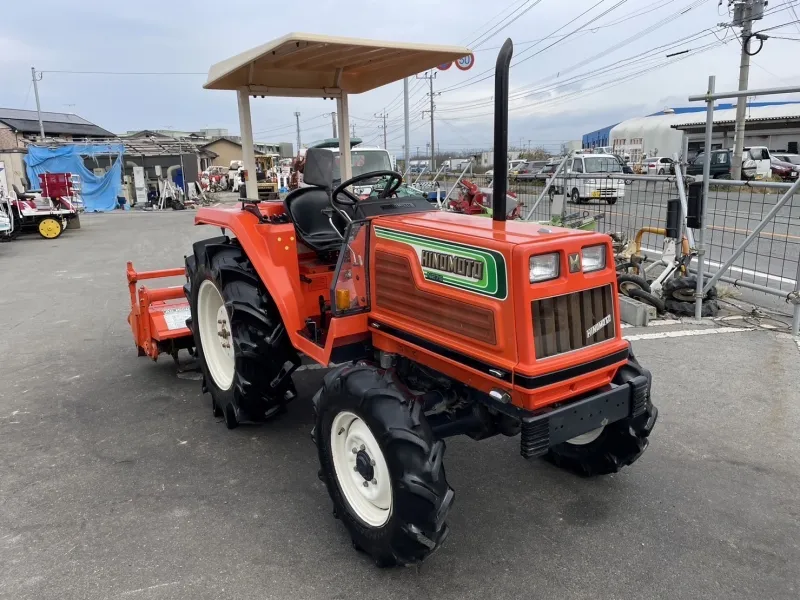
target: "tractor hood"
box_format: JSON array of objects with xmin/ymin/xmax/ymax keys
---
[
  {"xmin": 369, "ymin": 210, "xmax": 622, "ymax": 409},
  {"xmin": 374, "ymin": 211, "xmax": 596, "ymax": 246}
]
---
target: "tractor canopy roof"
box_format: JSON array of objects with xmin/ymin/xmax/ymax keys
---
[{"xmin": 204, "ymin": 33, "xmax": 471, "ymax": 96}]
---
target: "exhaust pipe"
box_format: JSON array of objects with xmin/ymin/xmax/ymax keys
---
[{"xmin": 492, "ymin": 38, "xmax": 513, "ymax": 223}]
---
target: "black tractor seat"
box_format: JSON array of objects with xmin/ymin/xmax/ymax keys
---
[
  {"xmin": 284, "ymin": 186, "xmax": 353, "ymax": 253},
  {"xmin": 12, "ymin": 184, "xmax": 38, "ymax": 201},
  {"xmin": 284, "ymin": 148, "xmax": 354, "ymax": 254}
]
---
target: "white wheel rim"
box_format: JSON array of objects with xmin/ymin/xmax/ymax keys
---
[
  {"xmin": 566, "ymin": 427, "xmax": 604, "ymax": 445},
  {"xmin": 330, "ymin": 411, "xmax": 392, "ymax": 527},
  {"xmin": 197, "ymin": 279, "xmax": 235, "ymax": 391}
]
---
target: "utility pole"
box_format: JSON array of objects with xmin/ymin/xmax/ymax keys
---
[
  {"xmin": 374, "ymin": 111, "xmax": 388, "ymax": 149},
  {"xmin": 31, "ymin": 67, "xmax": 45, "ymax": 140},
  {"xmin": 730, "ymin": 0, "xmax": 765, "ymax": 179},
  {"xmin": 294, "ymin": 111, "xmax": 302, "ymax": 153},
  {"xmin": 403, "ymin": 77, "xmax": 411, "ymax": 176},
  {"xmin": 418, "ymin": 71, "xmax": 439, "ymax": 172},
  {"xmin": 351, "ymin": 123, "xmax": 356, "ymax": 138},
  {"xmin": 329, "ymin": 112, "xmax": 337, "ymax": 138}
]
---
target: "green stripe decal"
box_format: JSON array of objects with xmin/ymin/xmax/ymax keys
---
[{"xmin": 375, "ymin": 226, "xmax": 508, "ymax": 300}]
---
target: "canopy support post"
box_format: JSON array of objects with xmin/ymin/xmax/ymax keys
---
[
  {"xmin": 237, "ymin": 89, "xmax": 259, "ymax": 200},
  {"xmin": 336, "ymin": 94, "xmax": 352, "ymax": 181}
]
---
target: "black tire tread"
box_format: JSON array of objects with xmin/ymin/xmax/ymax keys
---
[
  {"xmin": 316, "ymin": 364, "xmax": 453, "ymax": 567},
  {"xmin": 616, "ymin": 273, "xmax": 651, "ymax": 294},
  {"xmin": 628, "ymin": 288, "xmax": 666, "ymax": 313},
  {"xmin": 185, "ymin": 237, "xmax": 298, "ymax": 426},
  {"xmin": 665, "ymin": 298, "xmax": 720, "ymax": 317},
  {"xmin": 545, "ymin": 355, "xmax": 652, "ymax": 477}
]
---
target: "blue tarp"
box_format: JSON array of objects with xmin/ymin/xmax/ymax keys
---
[{"xmin": 24, "ymin": 144, "xmax": 124, "ymax": 212}]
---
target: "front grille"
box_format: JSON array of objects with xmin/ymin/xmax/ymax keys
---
[{"xmin": 532, "ymin": 285, "xmax": 615, "ymax": 359}]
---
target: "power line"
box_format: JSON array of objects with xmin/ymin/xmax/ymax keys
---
[
  {"xmin": 438, "ymin": 0, "xmax": 622, "ymax": 93},
  {"xmin": 379, "ymin": 0, "xmax": 538, "ymax": 118},
  {"xmin": 752, "ymin": 18, "xmax": 800, "ymax": 35},
  {"xmin": 472, "ymin": 0, "xmax": 671, "ymax": 51},
  {"xmin": 460, "ymin": 0, "xmax": 531, "ymax": 46},
  {"xmin": 438, "ymin": 39, "xmax": 727, "ymax": 121},
  {"xmin": 468, "ymin": 0, "xmax": 545, "ymax": 49},
  {"xmin": 253, "ymin": 113, "xmax": 327, "ymax": 136},
  {"xmin": 23, "ymin": 81, "xmax": 33, "ymax": 109},
  {"xmin": 784, "ymin": 0, "xmax": 800, "ymax": 33},
  {"xmin": 437, "ymin": 26, "xmax": 719, "ymax": 113},
  {"xmin": 438, "ymin": 0, "xmax": 715, "ymax": 96}
]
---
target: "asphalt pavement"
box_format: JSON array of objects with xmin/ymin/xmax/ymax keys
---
[{"xmin": 1, "ymin": 211, "xmax": 799, "ymax": 600}]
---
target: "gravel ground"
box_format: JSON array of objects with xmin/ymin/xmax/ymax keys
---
[{"xmin": 1, "ymin": 211, "xmax": 799, "ymax": 600}]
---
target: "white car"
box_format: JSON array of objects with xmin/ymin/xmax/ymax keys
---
[
  {"xmin": 565, "ymin": 154, "xmax": 625, "ymax": 205},
  {"xmin": 645, "ymin": 156, "xmax": 674, "ymax": 175}
]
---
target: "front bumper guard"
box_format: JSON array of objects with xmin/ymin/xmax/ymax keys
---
[{"xmin": 518, "ymin": 358, "xmax": 657, "ymax": 459}]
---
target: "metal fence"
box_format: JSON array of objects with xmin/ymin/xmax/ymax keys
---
[{"xmin": 687, "ymin": 77, "xmax": 800, "ymax": 333}]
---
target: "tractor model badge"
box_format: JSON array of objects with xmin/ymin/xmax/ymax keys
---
[
  {"xmin": 374, "ymin": 227, "xmax": 508, "ymax": 300},
  {"xmin": 421, "ymin": 250, "xmax": 484, "ymax": 281},
  {"xmin": 586, "ymin": 314, "xmax": 611, "ymax": 339},
  {"xmin": 568, "ymin": 252, "xmax": 581, "ymax": 273}
]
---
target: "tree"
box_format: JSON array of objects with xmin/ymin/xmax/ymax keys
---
[{"xmin": 528, "ymin": 146, "xmax": 550, "ymax": 160}]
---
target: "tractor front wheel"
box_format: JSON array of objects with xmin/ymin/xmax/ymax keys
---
[
  {"xmin": 544, "ymin": 353, "xmax": 656, "ymax": 476},
  {"xmin": 185, "ymin": 237, "xmax": 299, "ymax": 428},
  {"xmin": 315, "ymin": 364, "xmax": 454, "ymax": 567}
]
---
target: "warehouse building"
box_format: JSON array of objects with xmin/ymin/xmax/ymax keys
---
[{"xmin": 583, "ymin": 102, "xmax": 800, "ymax": 161}]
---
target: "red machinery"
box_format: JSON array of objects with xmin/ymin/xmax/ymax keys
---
[
  {"xmin": 126, "ymin": 262, "xmax": 194, "ymax": 362},
  {"xmin": 8, "ymin": 173, "xmax": 79, "ymax": 239},
  {"xmin": 448, "ymin": 178, "xmax": 522, "ymax": 219}
]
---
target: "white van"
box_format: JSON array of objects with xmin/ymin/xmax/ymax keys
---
[
  {"xmin": 744, "ymin": 146, "xmax": 772, "ymax": 179},
  {"xmin": 301, "ymin": 145, "xmax": 394, "ymax": 195},
  {"xmin": 565, "ymin": 154, "xmax": 625, "ymax": 205}
]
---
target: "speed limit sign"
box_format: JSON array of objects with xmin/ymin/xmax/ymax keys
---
[{"xmin": 455, "ymin": 54, "xmax": 475, "ymax": 71}]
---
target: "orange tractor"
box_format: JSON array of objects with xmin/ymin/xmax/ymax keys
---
[{"xmin": 127, "ymin": 34, "xmax": 657, "ymax": 567}]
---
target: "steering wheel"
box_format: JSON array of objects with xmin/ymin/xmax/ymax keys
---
[{"xmin": 331, "ymin": 170, "xmax": 403, "ymax": 207}]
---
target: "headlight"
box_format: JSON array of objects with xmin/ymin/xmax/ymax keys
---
[
  {"xmin": 530, "ymin": 253, "xmax": 559, "ymax": 283},
  {"xmin": 582, "ymin": 245, "xmax": 606, "ymax": 272}
]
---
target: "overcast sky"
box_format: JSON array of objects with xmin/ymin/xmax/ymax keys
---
[{"xmin": 2, "ymin": 0, "xmax": 799, "ymax": 156}]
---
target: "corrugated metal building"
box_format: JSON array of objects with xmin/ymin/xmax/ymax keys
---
[{"xmin": 587, "ymin": 102, "xmax": 800, "ymax": 161}]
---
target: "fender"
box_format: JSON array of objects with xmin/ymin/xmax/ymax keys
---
[
  {"xmin": 192, "ymin": 204, "xmax": 369, "ymax": 366},
  {"xmin": 194, "ymin": 205, "xmax": 306, "ymax": 338}
]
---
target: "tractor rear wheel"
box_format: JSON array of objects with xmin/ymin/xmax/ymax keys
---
[
  {"xmin": 315, "ymin": 364, "xmax": 454, "ymax": 567},
  {"xmin": 185, "ymin": 237, "xmax": 299, "ymax": 428}
]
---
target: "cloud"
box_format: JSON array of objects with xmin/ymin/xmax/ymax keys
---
[{"xmin": 0, "ymin": 0, "xmax": 797, "ymax": 155}]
